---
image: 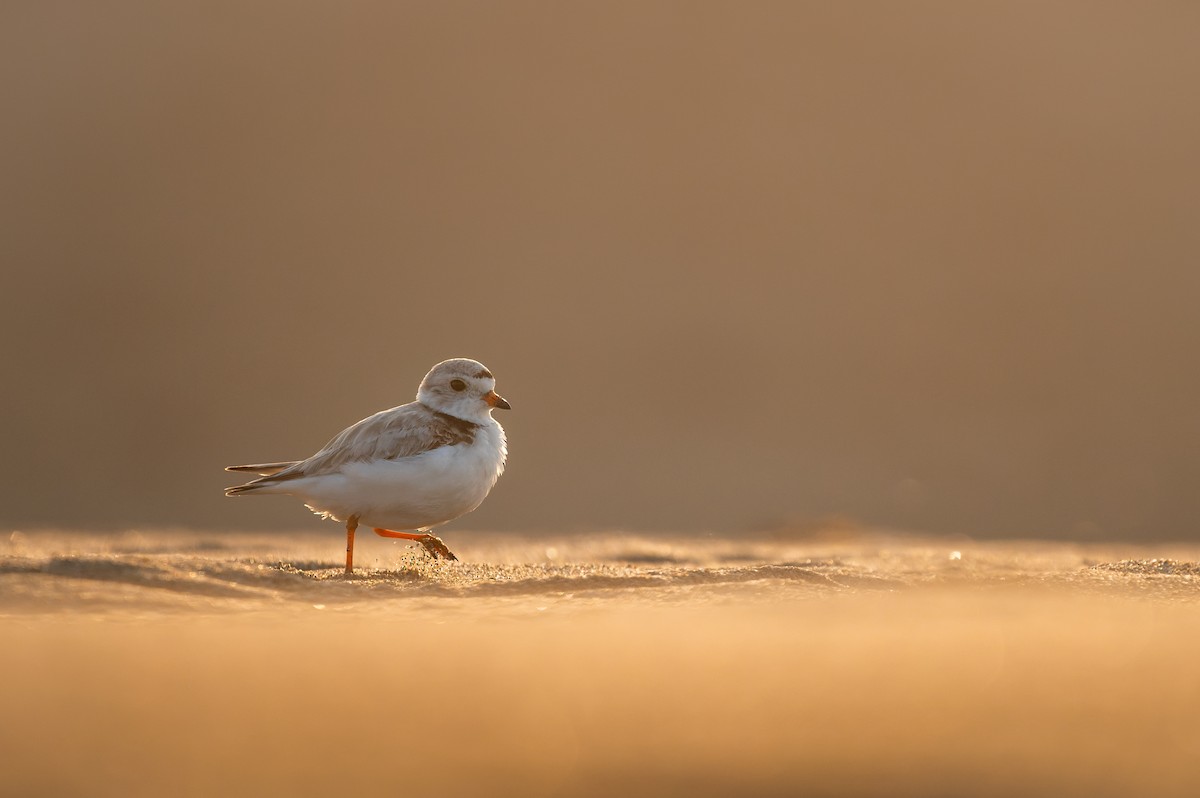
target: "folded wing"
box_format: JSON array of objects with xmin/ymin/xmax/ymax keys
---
[{"xmin": 223, "ymin": 401, "xmax": 477, "ymax": 496}]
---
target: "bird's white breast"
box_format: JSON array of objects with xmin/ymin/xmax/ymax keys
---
[{"xmin": 294, "ymin": 419, "xmax": 507, "ymax": 531}]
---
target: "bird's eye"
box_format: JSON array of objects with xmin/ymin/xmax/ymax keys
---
[{"xmin": 450, "ymin": 379, "xmax": 467, "ymax": 392}]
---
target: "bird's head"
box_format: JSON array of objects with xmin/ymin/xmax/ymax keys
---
[{"xmin": 416, "ymin": 358, "xmax": 510, "ymax": 423}]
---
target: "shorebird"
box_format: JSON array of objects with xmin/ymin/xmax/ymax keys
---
[{"xmin": 225, "ymin": 358, "xmax": 509, "ymax": 573}]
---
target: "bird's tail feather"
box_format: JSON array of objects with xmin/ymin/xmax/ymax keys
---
[
  {"xmin": 225, "ymin": 461, "xmax": 299, "ymax": 476},
  {"xmin": 224, "ymin": 463, "xmax": 306, "ymax": 497}
]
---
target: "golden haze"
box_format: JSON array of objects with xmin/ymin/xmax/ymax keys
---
[{"xmin": 1, "ymin": 3, "xmax": 1197, "ymax": 539}]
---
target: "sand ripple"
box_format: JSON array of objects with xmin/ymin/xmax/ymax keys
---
[{"xmin": 2, "ymin": 530, "xmax": 1198, "ymax": 614}]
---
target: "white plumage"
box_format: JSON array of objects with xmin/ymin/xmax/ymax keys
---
[{"xmin": 293, "ymin": 420, "xmax": 506, "ymax": 529}]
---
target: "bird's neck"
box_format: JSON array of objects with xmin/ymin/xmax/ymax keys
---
[{"xmin": 429, "ymin": 407, "xmax": 485, "ymax": 431}]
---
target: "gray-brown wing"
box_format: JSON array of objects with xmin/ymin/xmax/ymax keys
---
[{"xmin": 271, "ymin": 402, "xmax": 474, "ymax": 481}]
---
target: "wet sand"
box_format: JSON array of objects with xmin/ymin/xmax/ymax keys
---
[{"xmin": 2, "ymin": 529, "xmax": 1199, "ymax": 797}]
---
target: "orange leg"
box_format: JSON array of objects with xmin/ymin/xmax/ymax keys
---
[
  {"xmin": 372, "ymin": 528, "xmax": 427, "ymax": 541},
  {"xmin": 373, "ymin": 528, "xmax": 458, "ymax": 561},
  {"xmin": 345, "ymin": 516, "xmax": 358, "ymax": 575}
]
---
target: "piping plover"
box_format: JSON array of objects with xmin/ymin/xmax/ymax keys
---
[{"xmin": 225, "ymin": 358, "xmax": 510, "ymax": 573}]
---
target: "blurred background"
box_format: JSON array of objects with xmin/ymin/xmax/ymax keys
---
[{"xmin": 1, "ymin": 1, "xmax": 1196, "ymax": 540}]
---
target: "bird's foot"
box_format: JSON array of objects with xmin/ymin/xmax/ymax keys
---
[{"xmin": 417, "ymin": 534, "xmax": 458, "ymax": 561}]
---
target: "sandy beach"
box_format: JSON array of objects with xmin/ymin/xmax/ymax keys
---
[{"xmin": 3, "ymin": 529, "xmax": 1198, "ymax": 797}]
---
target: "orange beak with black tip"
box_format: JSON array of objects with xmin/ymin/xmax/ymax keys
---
[{"xmin": 484, "ymin": 390, "xmax": 511, "ymax": 410}]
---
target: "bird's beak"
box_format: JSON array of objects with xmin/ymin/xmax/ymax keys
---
[{"xmin": 485, "ymin": 390, "xmax": 511, "ymax": 410}]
